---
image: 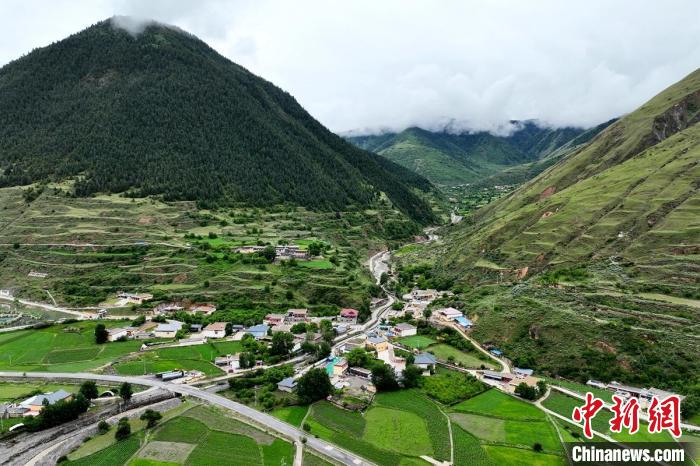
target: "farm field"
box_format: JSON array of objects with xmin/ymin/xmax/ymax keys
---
[
  {"xmin": 448, "ymin": 389, "xmax": 567, "ymax": 464},
  {"xmin": 426, "ymin": 343, "xmax": 497, "ymax": 369},
  {"xmin": 67, "ymin": 403, "xmax": 294, "ymax": 465},
  {"xmin": 0, "ymin": 321, "xmax": 143, "ymax": 372},
  {"xmin": 397, "ymin": 335, "xmax": 436, "ymax": 349},
  {"xmin": 0, "ymin": 186, "xmax": 416, "ymax": 315},
  {"xmin": 270, "ymin": 405, "xmax": 308, "ymax": 427},
  {"xmin": 305, "ymin": 390, "xmax": 452, "ymax": 466},
  {"xmin": 112, "ymin": 342, "xmax": 242, "ymax": 376},
  {"xmin": 452, "ymin": 389, "xmax": 545, "ymax": 420}
]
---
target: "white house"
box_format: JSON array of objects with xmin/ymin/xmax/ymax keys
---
[
  {"xmin": 435, "ymin": 307, "xmax": 463, "ymax": 321},
  {"xmin": 393, "ymin": 323, "xmax": 417, "ymax": 337},
  {"xmin": 413, "ymin": 352, "xmax": 437, "ymax": 374},
  {"xmin": 202, "ymin": 322, "xmax": 227, "ymax": 339},
  {"xmin": 154, "ymin": 320, "xmax": 184, "ymax": 339},
  {"xmin": 107, "ymin": 328, "xmax": 128, "ymax": 342}
]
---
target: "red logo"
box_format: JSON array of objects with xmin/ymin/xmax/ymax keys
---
[
  {"xmin": 648, "ymin": 395, "xmax": 682, "ymax": 438},
  {"xmin": 571, "ymin": 392, "xmax": 683, "ymax": 439},
  {"xmin": 572, "ymin": 392, "xmax": 604, "ymax": 439},
  {"xmin": 609, "ymin": 395, "xmax": 639, "ymax": 434}
]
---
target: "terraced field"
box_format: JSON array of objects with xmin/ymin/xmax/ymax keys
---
[
  {"xmin": 0, "ymin": 185, "xmax": 413, "ymax": 316},
  {"xmin": 67, "ymin": 404, "xmax": 294, "ymax": 466},
  {"xmin": 305, "ymin": 390, "xmax": 451, "ymax": 465},
  {"xmin": 0, "ymin": 320, "xmax": 142, "ymax": 372},
  {"xmin": 450, "ymin": 390, "xmax": 567, "ymax": 465}
]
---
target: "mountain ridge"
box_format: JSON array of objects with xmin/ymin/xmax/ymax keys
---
[
  {"xmin": 345, "ymin": 121, "xmax": 599, "ymax": 186},
  {"xmin": 0, "ymin": 18, "xmax": 435, "ymax": 223}
]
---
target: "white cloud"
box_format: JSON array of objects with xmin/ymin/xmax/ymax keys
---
[{"xmin": 1, "ymin": 0, "xmax": 699, "ymax": 134}]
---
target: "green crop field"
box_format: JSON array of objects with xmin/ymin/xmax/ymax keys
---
[
  {"xmin": 0, "ymin": 321, "xmax": 142, "ymax": 372},
  {"xmin": 67, "ymin": 434, "xmax": 143, "ymax": 466},
  {"xmin": 451, "ymin": 425, "xmax": 494, "ymax": 466},
  {"xmin": 270, "ymin": 405, "xmax": 308, "ymax": 427},
  {"xmin": 306, "ymin": 391, "xmax": 453, "ymax": 465},
  {"xmin": 452, "ymin": 389, "xmax": 545, "ymax": 420},
  {"xmin": 113, "ymin": 342, "xmax": 242, "ymax": 376},
  {"xmin": 363, "ymin": 407, "xmax": 433, "ymax": 456},
  {"xmin": 67, "ymin": 403, "xmax": 293, "ymax": 465},
  {"xmin": 427, "ymin": 344, "xmax": 497, "ymax": 369},
  {"xmin": 374, "ymin": 390, "xmax": 451, "ymax": 461},
  {"xmin": 482, "ymin": 446, "xmax": 565, "ymax": 466},
  {"xmin": 397, "ymin": 335, "xmax": 436, "ymax": 349},
  {"xmin": 450, "ymin": 413, "xmax": 562, "ymax": 452}
]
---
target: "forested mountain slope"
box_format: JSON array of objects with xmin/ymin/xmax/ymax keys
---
[
  {"xmin": 346, "ymin": 122, "xmax": 591, "ymax": 186},
  {"xmin": 0, "ymin": 18, "xmax": 435, "ymax": 223}
]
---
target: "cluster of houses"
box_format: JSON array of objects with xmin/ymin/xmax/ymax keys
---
[
  {"xmin": 116, "ymin": 291, "xmax": 154, "ymax": 306},
  {"xmin": 263, "ymin": 307, "xmax": 359, "ymax": 332},
  {"xmin": 0, "ymin": 389, "xmax": 73, "ymax": 419},
  {"xmin": 391, "ymin": 289, "xmax": 447, "ymax": 319},
  {"xmin": 234, "ymin": 244, "xmax": 309, "ymax": 260},
  {"xmin": 153, "ymin": 302, "xmax": 217, "ymax": 316},
  {"xmin": 477, "ymin": 367, "xmax": 538, "ymax": 392}
]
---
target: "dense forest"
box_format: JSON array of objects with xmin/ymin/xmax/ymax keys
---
[{"xmin": 0, "ymin": 19, "xmax": 435, "ymax": 223}]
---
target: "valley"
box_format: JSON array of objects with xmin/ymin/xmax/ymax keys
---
[{"xmin": 0, "ymin": 12, "xmax": 698, "ymax": 466}]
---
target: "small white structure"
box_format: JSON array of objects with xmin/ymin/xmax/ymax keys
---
[
  {"xmin": 202, "ymin": 322, "xmax": 227, "ymax": 339},
  {"xmin": 514, "ymin": 368, "xmax": 534, "ymax": 378},
  {"xmin": 393, "ymin": 323, "xmax": 417, "ymax": 337},
  {"xmin": 154, "ymin": 320, "xmax": 184, "ymax": 338},
  {"xmin": 107, "ymin": 327, "xmax": 128, "ymax": 342},
  {"xmin": 435, "ymin": 307, "xmax": 463, "ymax": 321},
  {"xmin": 413, "ymin": 352, "xmax": 437, "ymax": 374}
]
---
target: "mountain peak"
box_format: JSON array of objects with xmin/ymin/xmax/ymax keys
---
[{"xmin": 0, "ymin": 21, "xmax": 435, "ymax": 223}]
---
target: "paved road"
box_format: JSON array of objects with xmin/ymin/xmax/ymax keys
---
[
  {"xmin": 0, "ymin": 295, "xmax": 89, "ymax": 319},
  {"xmin": 0, "ymin": 371, "xmax": 372, "ymax": 466}
]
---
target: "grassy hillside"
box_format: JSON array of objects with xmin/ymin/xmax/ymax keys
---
[
  {"xmin": 395, "ymin": 69, "xmax": 700, "ymax": 398},
  {"xmin": 437, "ymin": 69, "xmax": 700, "ymax": 288},
  {"xmin": 0, "ymin": 18, "xmax": 435, "ymax": 223},
  {"xmin": 347, "ymin": 123, "xmax": 589, "ymax": 187}
]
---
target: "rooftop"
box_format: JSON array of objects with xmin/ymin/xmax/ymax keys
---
[
  {"xmin": 21, "ymin": 389, "xmax": 71, "ymax": 407},
  {"xmin": 204, "ymin": 322, "xmax": 227, "ymax": 331},
  {"xmin": 414, "ymin": 352, "xmax": 437, "ymax": 365}
]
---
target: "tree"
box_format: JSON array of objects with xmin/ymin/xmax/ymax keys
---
[
  {"xmin": 346, "ymin": 348, "xmax": 371, "ymax": 368},
  {"xmin": 515, "ymin": 382, "xmax": 538, "ymax": 401},
  {"xmin": 262, "ymin": 245, "xmax": 276, "ymax": 263},
  {"xmin": 308, "ymin": 242, "xmax": 323, "ymax": 257},
  {"xmin": 380, "ymin": 272, "xmax": 388, "ymax": 285},
  {"xmin": 271, "ymin": 332, "xmax": 295, "ymax": 356},
  {"xmin": 132, "ymin": 315, "xmax": 146, "ymax": 326},
  {"xmin": 225, "ymin": 322, "xmax": 233, "ymax": 336},
  {"xmin": 401, "ymin": 365, "xmax": 423, "ymax": 388},
  {"xmin": 315, "ymin": 342, "xmax": 331, "ymax": 359},
  {"xmin": 97, "ymin": 420, "xmax": 110, "ymax": 434},
  {"xmin": 290, "ymin": 322, "xmax": 307, "ymax": 334},
  {"xmin": 119, "ymin": 382, "xmax": 133, "ymax": 404},
  {"xmin": 140, "ymin": 409, "xmax": 163, "ymax": 428},
  {"xmin": 296, "ymin": 368, "xmax": 333, "ymax": 404},
  {"xmin": 115, "ymin": 418, "xmax": 131, "ymax": 440},
  {"xmin": 79, "ymin": 381, "xmax": 99, "ymax": 400},
  {"xmin": 94, "ymin": 324, "xmax": 108, "ymax": 344},
  {"xmin": 533, "ymin": 443, "xmax": 543, "ymax": 452},
  {"xmin": 371, "ymin": 364, "xmax": 399, "ymax": 392}
]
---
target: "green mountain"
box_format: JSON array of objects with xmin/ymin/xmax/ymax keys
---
[
  {"xmin": 0, "ymin": 18, "xmax": 435, "ymax": 223},
  {"xmin": 396, "ymin": 70, "xmax": 700, "ymax": 394},
  {"xmin": 346, "ymin": 122, "xmax": 597, "ymax": 187},
  {"xmin": 442, "ymin": 68, "xmax": 700, "ymax": 287}
]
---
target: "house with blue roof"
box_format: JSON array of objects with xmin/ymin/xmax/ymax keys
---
[{"xmin": 245, "ymin": 324, "xmax": 270, "ymax": 340}]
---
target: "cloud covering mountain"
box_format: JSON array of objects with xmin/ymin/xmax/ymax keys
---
[{"xmin": 1, "ymin": 0, "xmax": 699, "ymax": 134}]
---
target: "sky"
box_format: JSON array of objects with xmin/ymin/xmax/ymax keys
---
[{"xmin": 1, "ymin": 0, "xmax": 699, "ymax": 135}]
